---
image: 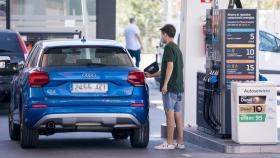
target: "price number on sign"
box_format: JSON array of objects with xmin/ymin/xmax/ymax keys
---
[
  {"xmin": 252, "ymin": 105, "xmax": 264, "ymax": 113},
  {"xmin": 246, "ymin": 49, "xmax": 255, "ymax": 56},
  {"xmin": 255, "ymin": 114, "xmax": 265, "ymax": 121},
  {"xmin": 250, "ymin": 33, "xmax": 255, "ymax": 40},
  {"xmin": 246, "ymin": 65, "xmax": 255, "ymax": 71}
]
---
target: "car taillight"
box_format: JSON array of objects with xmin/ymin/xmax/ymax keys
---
[
  {"xmin": 128, "ymin": 71, "xmax": 145, "ymax": 86},
  {"xmin": 29, "ymin": 72, "xmax": 49, "ymax": 87},
  {"xmin": 17, "ymin": 34, "xmax": 28, "ymax": 56}
]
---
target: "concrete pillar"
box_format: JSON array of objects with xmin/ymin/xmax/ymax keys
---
[
  {"xmin": 81, "ymin": 0, "xmax": 89, "ymax": 38},
  {"xmin": 180, "ymin": 0, "xmax": 211, "ymax": 127},
  {"xmin": 96, "ymin": 0, "xmax": 116, "ymax": 40},
  {"xmin": 180, "ymin": 0, "xmax": 234, "ymax": 127}
]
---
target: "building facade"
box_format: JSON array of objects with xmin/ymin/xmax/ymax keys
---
[{"xmin": 0, "ymin": 0, "xmax": 115, "ymax": 44}]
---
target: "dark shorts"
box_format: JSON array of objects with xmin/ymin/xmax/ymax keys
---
[{"xmin": 162, "ymin": 92, "xmax": 184, "ymax": 112}]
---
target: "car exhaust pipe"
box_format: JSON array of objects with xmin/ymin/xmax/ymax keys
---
[{"xmin": 46, "ymin": 121, "xmax": 55, "ymax": 129}]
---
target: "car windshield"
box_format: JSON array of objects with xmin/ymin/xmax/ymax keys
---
[
  {"xmin": 0, "ymin": 33, "xmax": 22, "ymax": 53},
  {"xmin": 41, "ymin": 47, "xmax": 133, "ymax": 67}
]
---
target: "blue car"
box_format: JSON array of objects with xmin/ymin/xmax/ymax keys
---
[{"xmin": 9, "ymin": 39, "xmax": 150, "ymax": 148}]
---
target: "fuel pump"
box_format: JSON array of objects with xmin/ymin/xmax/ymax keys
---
[{"xmin": 197, "ymin": 0, "xmax": 258, "ymax": 138}]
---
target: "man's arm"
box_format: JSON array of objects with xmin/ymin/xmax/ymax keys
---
[
  {"xmin": 145, "ymin": 71, "xmax": 161, "ymax": 78},
  {"xmin": 162, "ymin": 62, "xmax": 173, "ymax": 94},
  {"xmin": 135, "ymin": 34, "xmax": 143, "ymax": 50}
]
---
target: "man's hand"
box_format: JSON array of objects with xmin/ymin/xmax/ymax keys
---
[
  {"xmin": 162, "ymin": 84, "xmax": 168, "ymax": 95},
  {"xmin": 144, "ymin": 72, "xmax": 152, "ymax": 78},
  {"xmin": 145, "ymin": 71, "xmax": 161, "ymax": 78},
  {"xmin": 162, "ymin": 62, "xmax": 173, "ymax": 95},
  {"xmin": 136, "ymin": 34, "xmax": 143, "ymax": 50}
]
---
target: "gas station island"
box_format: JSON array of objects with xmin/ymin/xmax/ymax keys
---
[{"xmin": 161, "ymin": 0, "xmax": 280, "ymax": 154}]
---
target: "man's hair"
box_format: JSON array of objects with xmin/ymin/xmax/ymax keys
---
[
  {"xmin": 160, "ymin": 24, "xmax": 176, "ymax": 38},
  {"xmin": 129, "ymin": 17, "xmax": 135, "ymax": 23}
]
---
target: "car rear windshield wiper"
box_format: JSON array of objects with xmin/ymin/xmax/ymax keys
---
[{"xmin": 0, "ymin": 49, "xmax": 12, "ymax": 52}]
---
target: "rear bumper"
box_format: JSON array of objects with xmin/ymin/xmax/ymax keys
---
[
  {"xmin": 0, "ymin": 83, "xmax": 11, "ymax": 94},
  {"xmin": 24, "ymin": 106, "xmax": 149, "ymax": 131},
  {"xmin": 0, "ymin": 75, "xmax": 12, "ymax": 93},
  {"xmin": 34, "ymin": 113, "xmax": 140, "ymax": 131}
]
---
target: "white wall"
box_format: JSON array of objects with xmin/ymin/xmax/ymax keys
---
[
  {"xmin": 180, "ymin": 0, "xmax": 211, "ymax": 127},
  {"xmin": 180, "ymin": 0, "xmax": 230, "ymax": 127}
]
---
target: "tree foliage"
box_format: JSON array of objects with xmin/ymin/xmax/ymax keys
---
[
  {"xmin": 242, "ymin": 0, "xmax": 280, "ymax": 9},
  {"xmin": 116, "ymin": 0, "xmax": 164, "ymax": 53}
]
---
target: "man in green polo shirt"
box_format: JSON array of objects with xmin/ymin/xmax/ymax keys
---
[{"xmin": 145, "ymin": 24, "xmax": 184, "ymax": 150}]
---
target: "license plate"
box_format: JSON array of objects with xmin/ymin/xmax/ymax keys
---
[
  {"xmin": 0, "ymin": 62, "xmax": 5, "ymax": 69},
  {"xmin": 0, "ymin": 56, "xmax": 10, "ymax": 61},
  {"xmin": 71, "ymin": 83, "xmax": 108, "ymax": 93}
]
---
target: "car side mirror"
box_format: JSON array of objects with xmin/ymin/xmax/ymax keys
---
[{"xmin": 18, "ymin": 61, "xmax": 25, "ymax": 71}]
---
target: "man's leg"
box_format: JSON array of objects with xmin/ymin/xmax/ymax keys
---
[
  {"xmin": 166, "ymin": 110, "xmax": 175, "ymax": 144},
  {"xmin": 174, "ymin": 93, "xmax": 184, "ymax": 147},
  {"xmin": 135, "ymin": 49, "xmax": 141, "ymax": 67},
  {"xmin": 128, "ymin": 49, "xmax": 135, "ymax": 59},
  {"xmin": 154, "ymin": 93, "xmax": 176, "ymax": 149},
  {"xmin": 175, "ymin": 112, "xmax": 184, "ymax": 144}
]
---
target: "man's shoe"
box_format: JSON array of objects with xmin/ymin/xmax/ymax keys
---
[
  {"xmin": 175, "ymin": 143, "xmax": 185, "ymax": 149},
  {"xmin": 154, "ymin": 142, "xmax": 175, "ymax": 150}
]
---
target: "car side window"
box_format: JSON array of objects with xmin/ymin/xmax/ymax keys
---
[
  {"xmin": 25, "ymin": 45, "xmax": 38, "ymax": 68},
  {"xmin": 259, "ymin": 32, "xmax": 278, "ymax": 52},
  {"xmin": 28, "ymin": 46, "xmax": 40, "ymax": 68},
  {"xmin": 30, "ymin": 46, "xmax": 41, "ymax": 67}
]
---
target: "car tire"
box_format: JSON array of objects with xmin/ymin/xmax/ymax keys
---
[
  {"xmin": 0, "ymin": 95, "xmax": 6, "ymax": 102},
  {"xmin": 130, "ymin": 119, "xmax": 149, "ymax": 148},
  {"xmin": 112, "ymin": 130, "xmax": 129, "ymax": 139},
  {"xmin": 20, "ymin": 110, "xmax": 39, "ymax": 148},
  {"xmin": 8, "ymin": 109, "xmax": 20, "ymax": 141}
]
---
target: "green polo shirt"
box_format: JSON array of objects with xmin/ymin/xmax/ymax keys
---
[{"xmin": 160, "ymin": 42, "xmax": 184, "ymax": 93}]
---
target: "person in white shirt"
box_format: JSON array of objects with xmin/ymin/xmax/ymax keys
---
[{"xmin": 124, "ymin": 17, "xmax": 143, "ymax": 67}]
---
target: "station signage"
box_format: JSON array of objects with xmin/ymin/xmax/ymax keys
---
[
  {"xmin": 238, "ymin": 95, "xmax": 267, "ymax": 122},
  {"xmin": 201, "ymin": 0, "xmax": 212, "ymax": 3},
  {"xmin": 231, "ymin": 82, "xmax": 277, "ymax": 144},
  {"xmin": 225, "ymin": 10, "xmax": 257, "ymax": 90}
]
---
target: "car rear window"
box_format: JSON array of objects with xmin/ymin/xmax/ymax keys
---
[
  {"xmin": 0, "ymin": 33, "xmax": 22, "ymax": 53},
  {"xmin": 41, "ymin": 47, "xmax": 133, "ymax": 67}
]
